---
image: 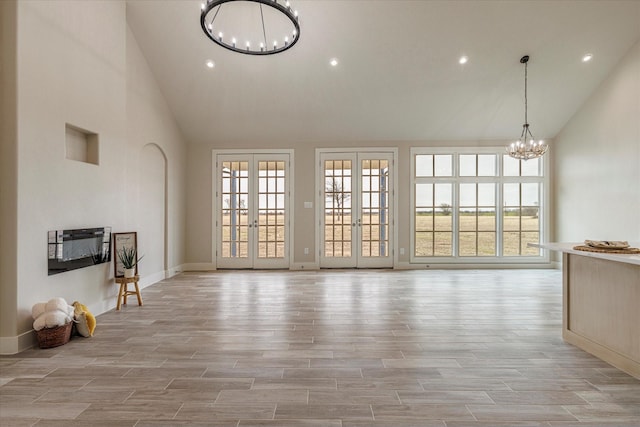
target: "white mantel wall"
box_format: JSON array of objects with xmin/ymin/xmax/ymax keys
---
[
  {"xmin": 14, "ymin": 1, "xmax": 128, "ymax": 352},
  {"xmin": 1, "ymin": 0, "xmax": 187, "ymax": 354},
  {"xmin": 554, "ymin": 41, "xmax": 640, "ymax": 243}
]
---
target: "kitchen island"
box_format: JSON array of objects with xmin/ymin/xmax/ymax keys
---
[{"xmin": 533, "ymin": 242, "xmax": 640, "ymax": 378}]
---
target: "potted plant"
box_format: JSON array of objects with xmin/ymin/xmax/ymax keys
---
[{"xmin": 117, "ymin": 246, "xmax": 144, "ymax": 278}]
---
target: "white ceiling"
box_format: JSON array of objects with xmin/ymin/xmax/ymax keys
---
[{"xmin": 125, "ymin": 0, "xmax": 640, "ymax": 145}]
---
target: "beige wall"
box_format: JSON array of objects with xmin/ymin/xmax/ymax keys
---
[
  {"xmin": 554, "ymin": 41, "xmax": 640, "ymax": 242},
  {"xmin": 1, "ymin": 1, "xmax": 187, "ymax": 354},
  {"xmin": 185, "ymin": 139, "xmax": 510, "ymax": 268},
  {"xmin": 0, "ymin": 0, "xmax": 18, "ymax": 348}
]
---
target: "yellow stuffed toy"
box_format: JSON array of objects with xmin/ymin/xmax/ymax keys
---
[{"xmin": 72, "ymin": 301, "xmax": 96, "ymax": 337}]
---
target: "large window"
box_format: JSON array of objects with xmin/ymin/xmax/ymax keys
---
[{"xmin": 411, "ymin": 148, "xmax": 547, "ymax": 263}]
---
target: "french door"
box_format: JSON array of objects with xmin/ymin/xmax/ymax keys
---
[
  {"xmin": 319, "ymin": 151, "xmax": 394, "ymax": 268},
  {"xmin": 215, "ymin": 153, "xmax": 290, "ymax": 269}
]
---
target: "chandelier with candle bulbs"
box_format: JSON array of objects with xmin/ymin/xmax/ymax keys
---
[
  {"xmin": 200, "ymin": 0, "xmax": 300, "ymax": 55},
  {"xmin": 507, "ymin": 55, "xmax": 548, "ymax": 161}
]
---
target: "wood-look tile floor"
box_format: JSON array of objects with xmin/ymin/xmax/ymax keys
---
[{"xmin": 2, "ymin": 269, "xmax": 640, "ymax": 426}]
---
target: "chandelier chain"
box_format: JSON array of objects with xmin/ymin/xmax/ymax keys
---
[
  {"xmin": 524, "ymin": 60, "xmax": 528, "ymax": 126},
  {"xmin": 260, "ymin": 4, "xmax": 267, "ymax": 48},
  {"xmin": 209, "ymin": 3, "xmax": 222, "ymax": 29}
]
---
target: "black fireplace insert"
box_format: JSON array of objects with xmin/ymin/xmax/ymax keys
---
[{"xmin": 48, "ymin": 227, "xmax": 111, "ymax": 275}]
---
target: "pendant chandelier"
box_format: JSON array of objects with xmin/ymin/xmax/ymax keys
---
[
  {"xmin": 507, "ymin": 55, "xmax": 548, "ymax": 161},
  {"xmin": 200, "ymin": 0, "xmax": 300, "ymax": 55}
]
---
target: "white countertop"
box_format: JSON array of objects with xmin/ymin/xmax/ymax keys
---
[{"xmin": 530, "ymin": 242, "xmax": 640, "ymax": 266}]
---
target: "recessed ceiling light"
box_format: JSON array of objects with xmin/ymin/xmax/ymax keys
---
[
  {"xmin": 582, "ymin": 53, "xmax": 593, "ymax": 62},
  {"xmin": 330, "ymin": 58, "xmax": 339, "ymax": 67},
  {"xmin": 459, "ymin": 55, "xmax": 468, "ymax": 65},
  {"xmin": 206, "ymin": 60, "xmax": 215, "ymax": 68}
]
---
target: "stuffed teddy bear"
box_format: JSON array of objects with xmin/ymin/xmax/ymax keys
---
[
  {"xmin": 32, "ymin": 297, "xmax": 74, "ymax": 331},
  {"xmin": 72, "ymin": 301, "xmax": 96, "ymax": 337}
]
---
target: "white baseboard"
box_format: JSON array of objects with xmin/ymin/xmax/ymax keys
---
[
  {"xmin": 289, "ymin": 262, "xmax": 319, "ymax": 270},
  {"xmin": 395, "ymin": 261, "xmax": 555, "ymax": 269},
  {"xmin": 0, "ymin": 329, "xmax": 37, "ymax": 355},
  {"xmin": 140, "ymin": 270, "xmax": 166, "ymax": 287},
  {"xmin": 166, "ymin": 266, "xmax": 183, "ymax": 278},
  {"xmin": 182, "ymin": 263, "xmax": 217, "ymax": 271},
  {"xmin": 395, "ymin": 261, "xmax": 415, "ymax": 270},
  {"xmin": 0, "ymin": 336, "xmax": 19, "ymax": 355},
  {"xmin": 183, "ymin": 263, "xmax": 323, "ymax": 271}
]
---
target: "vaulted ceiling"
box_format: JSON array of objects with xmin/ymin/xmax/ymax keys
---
[{"xmin": 126, "ymin": 0, "xmax": 640, "ymax": 145}]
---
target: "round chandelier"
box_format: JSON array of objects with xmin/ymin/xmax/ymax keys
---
[
  {"xmin": 200, "ymin": 0, "xmax": 300, "ymax": 56},
  {"xmin": 507, "ymin": 55, "xmax": 548, "ymax": 161}
]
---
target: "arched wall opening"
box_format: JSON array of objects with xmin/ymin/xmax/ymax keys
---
[{"xmin": 139, "ymin": 143, "xmax": 168, "ymax": 278}]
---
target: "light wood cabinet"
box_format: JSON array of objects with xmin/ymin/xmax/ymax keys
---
[{"xmin": 535, "ymin": 243, "xmax": 640, "ymax": 378}]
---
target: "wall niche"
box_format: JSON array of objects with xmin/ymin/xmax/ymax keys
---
[{"xmin": 65, "ymin": 123, "xmax": 99, "ymax": 165}]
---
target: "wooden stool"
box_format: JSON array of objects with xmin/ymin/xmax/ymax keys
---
[{"xmin": 115, "ymin": 275, "xmax": 143, "ymax": 310}]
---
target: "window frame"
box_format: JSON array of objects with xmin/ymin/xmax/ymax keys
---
[{"xmin": 410, "ymin": 146, "xmax": 550, "ymax": 265}]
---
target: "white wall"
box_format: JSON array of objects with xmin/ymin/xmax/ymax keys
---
[
  {"xmin": 1, "ymin": 1, "xmax": 187, "ymax": 354},
  {"xmin": 0, "ymin": 0, "xmax": 19, "ymax": 349},
  {"xmin": 137, "ymin": 144, "xmax": 166, "ymax": 279},
  {"xmin": 554, "ymin": 41, "xmax": 640, "ymax": 242},
  {"xmin": 126, "ymin": 23, "xmax": 187, "ymax": 281}
]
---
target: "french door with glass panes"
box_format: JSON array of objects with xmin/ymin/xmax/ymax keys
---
[
  {"xmin": 319, "ymin": 152, "xmax": 394, "ymax": 268},
  {"xmin": 215, "ymin": 153, "xmax": 290, "ymax": 269}
]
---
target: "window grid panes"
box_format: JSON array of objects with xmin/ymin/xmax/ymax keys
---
[
  {"xmin": 257, "ymin": 161, "xmax": 286, "ymax": 258},
  {"xmin": 324, "ymin": 160, "xmax": 352, "ymax": 257},
  {"xmin": 221, "ymin": 161, "xmax": 249, "ymax": 258},
  {"xmin": 415, "ymin": 154, "xmax": 453, "ymax": 177},
  {"xmin": 361, "ymin": 159, "xmax": 390, "ymax": 257},
  {"xmin": 503, "ymin": 183, "xmax": 540, "ymax": 256},
  {"xmin": 414, "ymin": 152, "xmax": 453, "ymax": 256},
  {"xmin": 413, "ymin": 150, "xmax": 544, "ymax": 261},
  {"xmin": 459, "ymin": 183, "xmax": 496, "ymax": 256}
]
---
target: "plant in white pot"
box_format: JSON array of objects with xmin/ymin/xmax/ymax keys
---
[{"xmin": 117, "ymin": 246, "xmax": 144, "ymax": 278}]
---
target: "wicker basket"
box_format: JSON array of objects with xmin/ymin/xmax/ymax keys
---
[{"xmin": 36, "ymin": 322, "xmax": 72, "ymax": 349}]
